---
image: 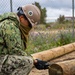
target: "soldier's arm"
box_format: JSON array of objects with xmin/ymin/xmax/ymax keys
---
[{"xmin": 1, "ymin": 20, "xmax": 27, "ymax": 55}]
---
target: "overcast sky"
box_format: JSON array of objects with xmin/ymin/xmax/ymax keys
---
[{"xmin": 0, "ymin": 0, "xmax": 75, "ymax": 20}]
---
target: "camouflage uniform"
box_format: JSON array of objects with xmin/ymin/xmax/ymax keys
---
[{"xmin": 0, "ymin": 13, "xmax": 34, "ymax": 75}]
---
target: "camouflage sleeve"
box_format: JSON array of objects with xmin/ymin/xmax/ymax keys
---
[{"xmin": 1, "ymin": 20, "xmax": 27, "ymax": 55}]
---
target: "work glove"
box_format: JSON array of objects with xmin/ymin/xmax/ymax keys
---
[{"xmin": 34, "ymin": 59, "xmax": 49, "ymax": 70}]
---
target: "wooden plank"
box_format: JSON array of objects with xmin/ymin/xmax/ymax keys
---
[
  {"xmin": 49, "ymin": 59, "xmax": 75, "ymax": 75},
  {"xmin": 31, "ymin": 43, "xmax": 75, "ymax": 61}
]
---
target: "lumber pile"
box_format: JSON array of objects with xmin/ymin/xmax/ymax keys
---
[{"xmin": 31, "ymin": 42, "xmax": 75, "ymax": 75}]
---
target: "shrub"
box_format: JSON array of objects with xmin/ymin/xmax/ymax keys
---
[{"xmin": 26, "ymin": 28, "xmax": 75, "ymax": 54}]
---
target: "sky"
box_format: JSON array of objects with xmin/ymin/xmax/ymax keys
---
[{"xmin": 0, "ymin": 0, "xmax": 75, "ymax": 21}]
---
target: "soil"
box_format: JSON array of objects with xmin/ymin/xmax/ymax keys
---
[
  {"xmin": 29, "ymin": 51, "xmax": 75, "ymax": 75},
  {"xmin": 29, "ymin": 68, "xmax": 48, "ymax": 75}
]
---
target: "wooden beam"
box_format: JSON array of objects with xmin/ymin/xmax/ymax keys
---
[
  {"xmin": 49, "ymin": 59, "xmax": 75, "ymax": 75},
  {"xmin": 31, "ymin": 43, "xmax": 75, "ymax": 61}
]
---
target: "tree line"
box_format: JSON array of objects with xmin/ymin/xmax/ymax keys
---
[{"xmin": 34, "ymin": 2, "xmax": 71, "ymax": 24}]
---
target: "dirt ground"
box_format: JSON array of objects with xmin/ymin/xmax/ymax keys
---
[
  {"xmin": 29, "ymin": 68, "xmax": 48, "ymax": 75},
  {"xmin": 29, "ymin": 51, "xmax": 75, "ymax": 75}
]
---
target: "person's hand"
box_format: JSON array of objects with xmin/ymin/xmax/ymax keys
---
[{"xmin": 34, "ymin": 59, "xmax": 49, "ymax": 70}]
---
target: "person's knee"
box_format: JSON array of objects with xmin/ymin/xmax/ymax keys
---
[{"xmin": 1, "ymin": 55, "xmax": 34, "ymax": 75}]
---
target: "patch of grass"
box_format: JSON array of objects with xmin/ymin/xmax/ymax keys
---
[{"xmin": 26, "ymin": 30, "xmax": 75, "ymax": 54}]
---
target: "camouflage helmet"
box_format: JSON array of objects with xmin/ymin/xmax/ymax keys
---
[{"xmin": 22, "ymin": 4, "xmax": 41, "ymax": 27}]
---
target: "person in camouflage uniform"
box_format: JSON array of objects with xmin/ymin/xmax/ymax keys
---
[{"xmin": 0, "ymin": 4, "xmax": 49, "ymax": 75}]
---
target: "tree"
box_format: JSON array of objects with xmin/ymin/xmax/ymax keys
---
[
  {"xmin": 41, "ymin": 8, "xmax": 47, "ymax": 24},
  {"xmin": 33, "ymin": 2, "xmax": 47, "ymax": 24},
  {"xmin": 57, "ymin": 15, "xmax": 65, "ymax": 23}
]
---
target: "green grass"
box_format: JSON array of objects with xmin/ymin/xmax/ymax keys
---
[{"xmin": 25, "ymin": 28, "xmax": 75, "ymax": 54}]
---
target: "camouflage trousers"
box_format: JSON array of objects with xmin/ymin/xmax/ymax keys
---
[{"xmin": 0, "ymin": 55, "xmax": 34, "ymax": 75}]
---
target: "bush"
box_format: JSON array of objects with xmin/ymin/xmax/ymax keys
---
[
  {"xmin": 25, "ymin": 30, "xmax": 75, "ymax": 54},
  {"xmin": 55, "ymin": 31, "xmax": 74, "ymax": 46}
]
